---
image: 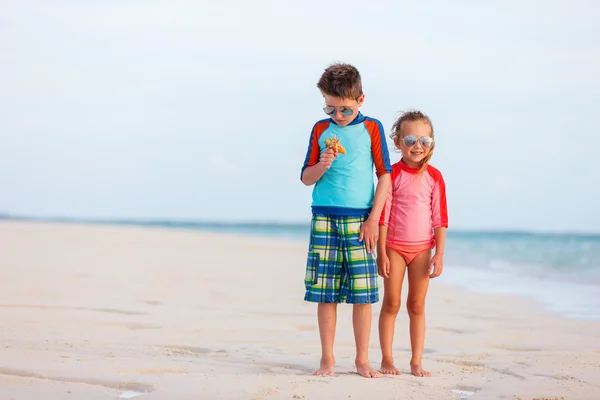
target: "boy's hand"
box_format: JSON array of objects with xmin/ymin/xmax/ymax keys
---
[
  {"xmin": 359, "ymin": 217, "xmax": 378, "ymax": 254},
  {"xmin": 377, "ymin": 253, "xmax": 390, "ymax": 278},
  {"xmin": 429, "ymin": 253, "xmax": 444, "ymax": 278},
  {"xmin": 318, "ymin": 149, "xmax": 336, "ymax": 169}
]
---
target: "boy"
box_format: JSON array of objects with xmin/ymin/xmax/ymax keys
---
[{"xmin": 300, "ymin": 62, "xmax": 392, "ymax": 378}]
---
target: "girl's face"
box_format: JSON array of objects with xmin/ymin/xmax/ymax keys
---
[{"xmin": 397, "ymin": 120, "xmax": 434, "ymax": 168}]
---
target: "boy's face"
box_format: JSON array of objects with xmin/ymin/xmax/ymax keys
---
[{"xmin": 322, "ymin": 93, "xmax": 365, "ymax": 127}]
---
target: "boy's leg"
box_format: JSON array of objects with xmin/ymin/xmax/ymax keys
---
[
  {"xmin": 304, "ymin": 214, "xmax": 343, "ymax": 376},
  {"xmin": 343, "ymin": 216, "xmax": 381, "ymax": 378},
  {"xmin": 315, "ymin": 303, "xmax": 337, "ymax": 376},
  {"xmin": 352, "ymin": 303, "xmax": 381, "ymax": 378},
  {"xmin": 379, "ymin": 247, "xmax": 407, "ymax": 375},
  {"xmin": 406, "ymin": 249, "xmax": 432, "ymax": 377}
]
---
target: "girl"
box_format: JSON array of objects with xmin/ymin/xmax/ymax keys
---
[{"xmin": 377, "ymin": 110, "xmax": 448, "ymax": 377}]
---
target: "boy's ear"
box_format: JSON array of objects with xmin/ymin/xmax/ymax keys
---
[{"xmin": 357, "ymin": 94, "xmax": 365, "ymax": 107}]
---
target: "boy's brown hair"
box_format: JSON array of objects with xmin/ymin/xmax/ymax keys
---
[{"xmin": 317, "ymin": 63, "xmax": 363, "ymax": 100}]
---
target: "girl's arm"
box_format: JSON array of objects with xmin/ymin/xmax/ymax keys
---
[
  {"xmin": 430, "ymin": 171, "xmax": 448, "ymax": 278},
  {"xmin": 378, "ymin": 225, "xmax": 388, "ymax": 254},
  {"xmin": 429, "ymin": 227, "xmax": 446, "ymax": 278},
  {"xmin": 377, "ymin": 225, "xmax": 390, "ymax": 278},
  {"xmin": 433, "ymin": 227, "xmax": 446, "ymax": 256}
]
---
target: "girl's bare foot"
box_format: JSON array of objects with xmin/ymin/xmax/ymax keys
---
[
  {"xmin": 356, "ymin": 361, "xmax": 383, "ymax": 378},
  {"xmin": 380, "ymin": 359, "xmax": 402, "ymax": 375},
  {"xmin": 313, "ymin": 357, "xmax": 335, "ymax": 376},
  {"xmin": 410, "ymin": 363, "xmax": 431, "ymax": 377}
]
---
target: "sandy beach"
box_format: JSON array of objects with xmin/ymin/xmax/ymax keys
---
[{"xmin": 0, "ymin": 221, "xmax": 599, "ymax": 399}]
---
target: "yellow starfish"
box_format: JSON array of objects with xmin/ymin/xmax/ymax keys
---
[{"xmin": 324, "ymin": 135, "xmax": 346, "ymax": 154}]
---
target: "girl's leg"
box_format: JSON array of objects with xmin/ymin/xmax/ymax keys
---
[
  {"xmin": 406, "ymin": 249, "xmax": 432, "ymax": 377},
  {"xmin": 378, "ymin": 247, "xmax": 407, "ymax": 375}
]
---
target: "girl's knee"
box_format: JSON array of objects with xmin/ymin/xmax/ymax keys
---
[
  {"xmin": 381, "ymin": 297, "xmax": 401, "ymax": 315},
  {"xmin": 406, "ymin": 297, "xmax": 425, "ymax": 317}
]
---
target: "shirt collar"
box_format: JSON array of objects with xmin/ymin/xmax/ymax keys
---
[{"xmin": 329, "ymin": 112, "xmax": 365, "ymax": 126}]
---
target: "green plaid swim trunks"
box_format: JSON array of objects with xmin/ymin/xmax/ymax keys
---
[{"xmin": 304, "ymin": 214, "xmax": 379, "ymax": 304}]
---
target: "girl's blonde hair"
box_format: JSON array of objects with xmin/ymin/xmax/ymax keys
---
[{"xmin": 389, "ymin": 110, "xmax": 435, "ymax": 175}]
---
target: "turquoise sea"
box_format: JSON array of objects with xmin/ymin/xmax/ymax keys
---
[{"xmin": 3, "ymin": 216, "xmax": 599, "ymax": 321}]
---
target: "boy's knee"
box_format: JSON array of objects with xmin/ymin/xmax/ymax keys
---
[{"xmin": 406, "ymin": 297, "xmax": 425, "ymax": 317}]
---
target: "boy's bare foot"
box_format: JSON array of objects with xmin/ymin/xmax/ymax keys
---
[
  {"xmin": 410, "ymin": 363, "xmax": 431, "ymax": 377},
  {"xmin": 356, "ymin": 361, "xmax": 383, "ymax": 378},
  {"xmin": 380, "ymin": 359, "xmax": 401, "ymax": 375},
  {"xmin": 313, "ymin": 357, "xmax": 335, "ymax": 376}
]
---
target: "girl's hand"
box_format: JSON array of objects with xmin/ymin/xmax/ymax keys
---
[
  {"xmin": 377, "ymin": 253, "xmax": 390, "ymax": 278},
  {"xmin": 429, "ymin": 253, "xmax": 444, "ymax": 278}
]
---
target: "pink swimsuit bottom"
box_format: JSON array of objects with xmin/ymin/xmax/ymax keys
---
[{"xmin": 387, "ymin": 242, "xmax": 433, "ymax": 265}]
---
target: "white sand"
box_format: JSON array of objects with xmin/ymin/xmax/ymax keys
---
[{"xmin": 0, "ymin": 221, "xmax": 599, "ymax": 400}]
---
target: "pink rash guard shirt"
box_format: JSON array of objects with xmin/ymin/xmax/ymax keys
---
[{"xmin": 379, "ymin": 160, "xmax": 448, "ymax": 246}]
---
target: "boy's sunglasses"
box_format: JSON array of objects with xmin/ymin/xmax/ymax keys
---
[
  {"xmin": 400, "ymin": 135, "xmax": 434, "ymax": 148},
  {"xmin": 323, "ymin": 106, "xmax": 354, "ymax": 117}
]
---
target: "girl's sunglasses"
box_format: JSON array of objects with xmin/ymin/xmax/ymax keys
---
[
  {"xmin": 400, "ymin": 135, "xmax": 434, "ymax": 148},
  {"xmin": 323, "ymin": 106, "xmax": 354, "ymax": 117}
]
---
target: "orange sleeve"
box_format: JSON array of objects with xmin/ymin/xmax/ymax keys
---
[
  {"xmin": 364, "ymin": 119, "xmax": 392, "ymax": 177},
  {"xmin": 301, "ymin": 120, "xmax": 330, "ymax": 179}
]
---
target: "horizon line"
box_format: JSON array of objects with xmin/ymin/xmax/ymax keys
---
[{"xmin": 1, "ymin": 213, "xmax": 599, "ymax": 237}]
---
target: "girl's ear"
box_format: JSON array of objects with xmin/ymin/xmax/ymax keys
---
[{"xmin": 394, "ymin": 138, "xmax": 402, "ymax": 153}]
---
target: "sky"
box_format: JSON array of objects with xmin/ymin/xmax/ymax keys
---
[{"xmin": 1, "ymin": 1, "xmax": 599, "ymax": 233}]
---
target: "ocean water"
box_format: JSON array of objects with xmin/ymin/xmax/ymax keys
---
[
  {"xmin": 125, "ymin": 220, "xmax": 600, "ymax": 322},
  {"xmin": 3, "ymin": 216, "xmax": 599, "ymax": 321}
]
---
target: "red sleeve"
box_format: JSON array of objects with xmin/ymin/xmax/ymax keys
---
[
  {"xmin": 300, "ymin": 121, "xmax": 329, "ymax": 179},
  {"xmin": 364, "ymin": 119, "xmax": 392, "ymax": 178},
  {"xmin": 428, "ymin": 166, "xmax": 448, "ymax": 229},
  {"xmin": 379, "ymin": 164, "xmax": 400, "ymax": 226}
]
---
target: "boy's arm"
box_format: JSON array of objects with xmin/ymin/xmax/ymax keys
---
[
  {"xmin": 300, "ymin": 122, "xmax": 330, "ymax": 185},
  {"xmin": 360, "ymin": 117, "xmax": 393, "ymax": 252},
  {"xmin": 377, "ymin": 171, "xmax": 394, "ymax": 250},
  {"xmin": 367, "ymin": 173, "xmax": 391, "ymax": 225},
  {"xmin": 301, "ymin": 151, "xmax": 333, "ymax": 186},
  {"xmin": 301, "ymin": 165, "xmax": 326, "ymax": 186},
  {"xmin": 364, "ymin": 118, "xmax": 393, "ymax": 225},
  {"xmin": 360, "ymin": 173, "xmax": 391, "ymax": 253}
]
